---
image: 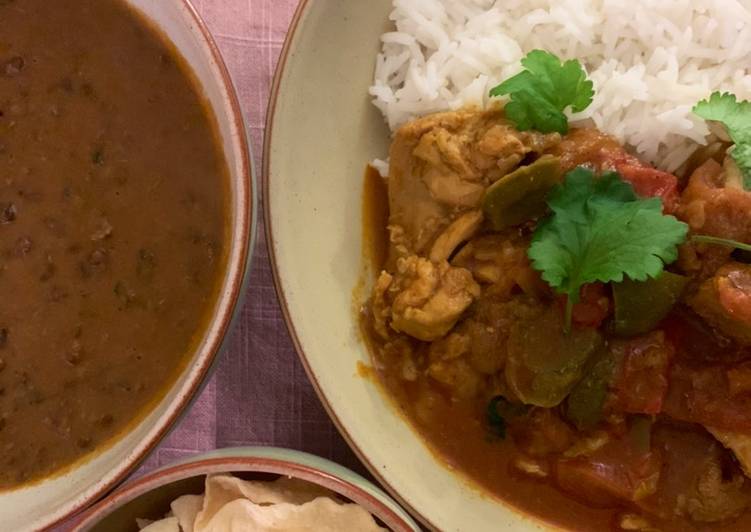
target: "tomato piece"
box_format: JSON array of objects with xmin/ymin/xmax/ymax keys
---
[
  {"xmin": 660, "ymin": 310, "xmax": 751, "ymax": 430},
  {"xmin": 688, "ymin": 262, "xmax": 751, "ymax": 346},
  {"xmin": 510, "ymin": 408, "xmax": 574, "ymax": 457},
  {"xmin": 555, "ymin": 128, "xmax": 637, "ymax": 172},
  {"xmin": 555, "ymin": 421, "xmax": 662, "ymax": 507},
  {"xmin": 610, "ymin": 332, "xmax": 674, "ymax": 415},
  {"xmin": 662, "ymin": 310, "xmax": 738, "ymax": 364},
  {"xmin": 557, "ymin": 283, "xmax": 611, "ymax": 329},
  {"xmin": 573, "ymin": 283, "xmax": 611, "ymax": 328},
  {"xmin": 728, "ymin": 362, "xmax": 751, "ymax": 396},
  {"xmin": 568, "ymin": 332, "xmax": 673, "ymax": 426},
  {"xmin": 663, "ymin": 361, "xmax": 751, "ymax": 431},
  {"xmin": 555, "ymin": 129, "xmax": 679, "ymax": 213},
  {"xmin": 615, "ymin": 163, "xmax": 680, "ymax": 214}
]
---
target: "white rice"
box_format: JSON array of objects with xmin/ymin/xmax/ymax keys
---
[{"xmin": 370, "ymin": 0, "xmax": 751, "ymax": 171}]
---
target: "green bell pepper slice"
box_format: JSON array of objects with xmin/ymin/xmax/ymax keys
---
[
  {"xmin": 612, "ymin": 271, "xmax": 688, "ymax": 337},
  {"xmin": 482, "ymin": 155, "xmax": 561, "ymax": 230}
]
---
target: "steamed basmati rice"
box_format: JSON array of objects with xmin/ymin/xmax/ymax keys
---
[{"xmin": 370, "ymin": 0, "xmax": 751, "ymax": 171}]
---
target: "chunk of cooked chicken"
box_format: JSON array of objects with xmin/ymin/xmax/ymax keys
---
[
  {"xmin": 680, "ymin": 159, "xmax": 751, "ymax": 243},
  {"xmin": 371, "ymin": 270, "xmax": 394, "ymax": 339},
  {"xmin": 425, "ymin": 331, "xmax": 481, "ymax": 398},
  {"xmin": 428, "ymin": 210, "xmax": 483, "ymax": 263},
  {"xmin": 428, "ymin": 330, "xmax": 470, "ymax": 362},
  {"xmin": 555, "ymin": 127, "xmax": 633, "ymax": 172},
  {"xmin": 707, "ymin": 427, "xmax": 751, "ymax": 478},
  {"xmin": 413, "ymin": 127, "xmax": 487, "ymax": 207},
  {"xmin": 677, "ymin": 455, "xmax": 751, "ymax": 523},
  {"xmin": 617, "ymin": 513, "xmax": 660, "ymax": 532},
  {"xmin": 511, "ymin": 408, "xmax": 575, "ymax": 458},
  {"xmin": 656, "ymin": 427, "xmax": 751, "ymax": 523},
  {"xmin": 388, "ymin": 110, "xmax": 559, "ymax": 260},
  {"xmin": 452, "ymin": 232, "xmax": 547, "ymax": 298},
  {"xmin": 728, "ymin": 362, "xmax": 751, "ymax": 397},
  {"xmin": 419, "ymin": 293, "xmax": 536, "ymax": 404},
  {"xmin": 677, "ymin": 159, "xmax": 751, "ymax": 280},
  {"xmin": 378, "ymin": 255, "xmax": 481, "ymax": 342},
  {"xmin": 688, "ymin": 262, "xmax": 751, "ymax": 345},
  {"xmin": 461, "ymin": 317, "xmax": 507, "ymax": 375}
]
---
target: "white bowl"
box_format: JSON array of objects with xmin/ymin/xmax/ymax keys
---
[
  {"xmin": 0, "ymin": 2, "xmax": 255, "ymax": 530},
  {"xmin": 71, "ymin": 447, "xmax": 420, "ymax": 532},
  {"xmin": 264, "ymin": 2, "xmax": 550, "ymax": 531}
]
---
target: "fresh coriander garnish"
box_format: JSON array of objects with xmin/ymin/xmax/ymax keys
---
[
  {"xmin": 486, "ymin": 396, "xmax": 507, "ymax": 439},
  {"xmin": 692, "ymin": 234, "xmax": 751, "ymax": 253},
  {"xmin": 528, "ymin": 167, "xmax": 689, "ymax": 330},
  {"xmin": 489, "ymin": 50, "xmax": 594, "ymax": 134},
  {"xmin": 693, "ymin": 92, "xmax": 751, "ymax": 189},
  {"xmin": 486, "ymin": 396, "xmax": 529, "ymax": 439}
]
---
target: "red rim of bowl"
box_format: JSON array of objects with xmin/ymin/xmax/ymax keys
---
[
  {"xmin": 70, "ymin": 455, "xmax": 415, "ymax": 532},
  {"xmin": 39, "ymin": 2, "xmax": 254, "ymax": 529},
  {"xmin": 261, "ymin": 1, "xmax": 436, "ymax": 530}
]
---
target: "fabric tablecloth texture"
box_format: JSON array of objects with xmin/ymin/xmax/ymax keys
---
[{"xmin": 137, "ymin": 0, "xmax": 365, "ymax": 476}]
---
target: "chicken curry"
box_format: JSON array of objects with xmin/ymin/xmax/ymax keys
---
[
  {"xmin": 362, "ymin": 107, "xmax": 751, "ymax": 531},
  {"xmin": 0, "ymin": 0, "xmax": 228, "ymax": 488}
]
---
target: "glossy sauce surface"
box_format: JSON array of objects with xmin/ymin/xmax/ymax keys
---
[
  {"xmin": 0, "ymin": 0, "xmax": 228, "ymax": 488},
  {"xmin": 360, "ymin": 165, "xmax": 751, "ymax": 532}
]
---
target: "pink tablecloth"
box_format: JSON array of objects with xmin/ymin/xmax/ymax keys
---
[{"xmin": 137, "ymin": 0, "xmax": 366, "ymax": 476}]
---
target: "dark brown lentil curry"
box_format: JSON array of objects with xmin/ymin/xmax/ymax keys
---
[{"xmin": 0, "ymin": 0, "xmax": 229, "ymax": 488}]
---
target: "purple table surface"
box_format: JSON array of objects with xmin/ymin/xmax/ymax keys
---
[{"xmin": 137, "ymin": 0, "xmax": 365, "ymax": 475}]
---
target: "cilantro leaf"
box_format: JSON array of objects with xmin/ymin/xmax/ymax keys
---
[
  {"xmin": 732, "ymin": 143, "xmax": 751, "ymax": 187},
  {"xmin": 528, "ymin": 168, "xmax": 689, "ymax": 329},
  {"xmin": 694, "ymin": 92, "xmax": 751, "ymax": 140},
  {"xmin": 693, "ymin": 92, "xmax": 751, "ymax": 189},
  {"xmin": 486, "ymin": 396, "xmax": 529, "ymax": 440},
  {"xmin": 489, "ymin": 50, "xmax": 594, "ymax": 134}
]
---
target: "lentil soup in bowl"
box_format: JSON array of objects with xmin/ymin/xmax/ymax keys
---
[{"xmin": 0, "ymin": 0, "xmax": 253, "ymax": 529}]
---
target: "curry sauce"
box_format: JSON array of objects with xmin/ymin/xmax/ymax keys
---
[
  {"xmin": 0, "ymin": 0, "xmax": 229, "ymax": 488},
  {"xmin": 361, "ymin": 110, "xmax": 751, "ymax": 531},
  {"xmin": 360, "ymin": 165, "xmax": 615, "ymax": 531}
]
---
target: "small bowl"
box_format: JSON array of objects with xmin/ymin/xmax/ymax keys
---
[
  {"xmin": 70, "ymin": 447, "xmax": 420, "ymax": 532},
  {"xmin": 0, "ymin": 1, "xmax": 255, "ymax": 530}
]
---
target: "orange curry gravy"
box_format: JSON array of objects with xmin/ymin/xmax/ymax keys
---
[
  {"xmin": 360, "ymin": 122, "xmax": 751, "ymax": 532},
  {"xmin": 361, "ymin": 167, "xmax": 615, "ymax": 531},
  {"xmin": 0, "ymin": 0, "xmax": 228, "ymax": 487}
]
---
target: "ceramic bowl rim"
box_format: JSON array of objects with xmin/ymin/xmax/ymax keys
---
[{"xmin": 70, "ymin": 449, "xmax": 417, "ymax": 532}]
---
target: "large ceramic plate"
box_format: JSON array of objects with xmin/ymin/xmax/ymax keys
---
[
  {"xmin": 0, "ymin": 2, "xmax": 254, "ymax": 530},
  {"xmin": 264, "ymin": 1, "xmax": 549, "ymax": 530}
]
